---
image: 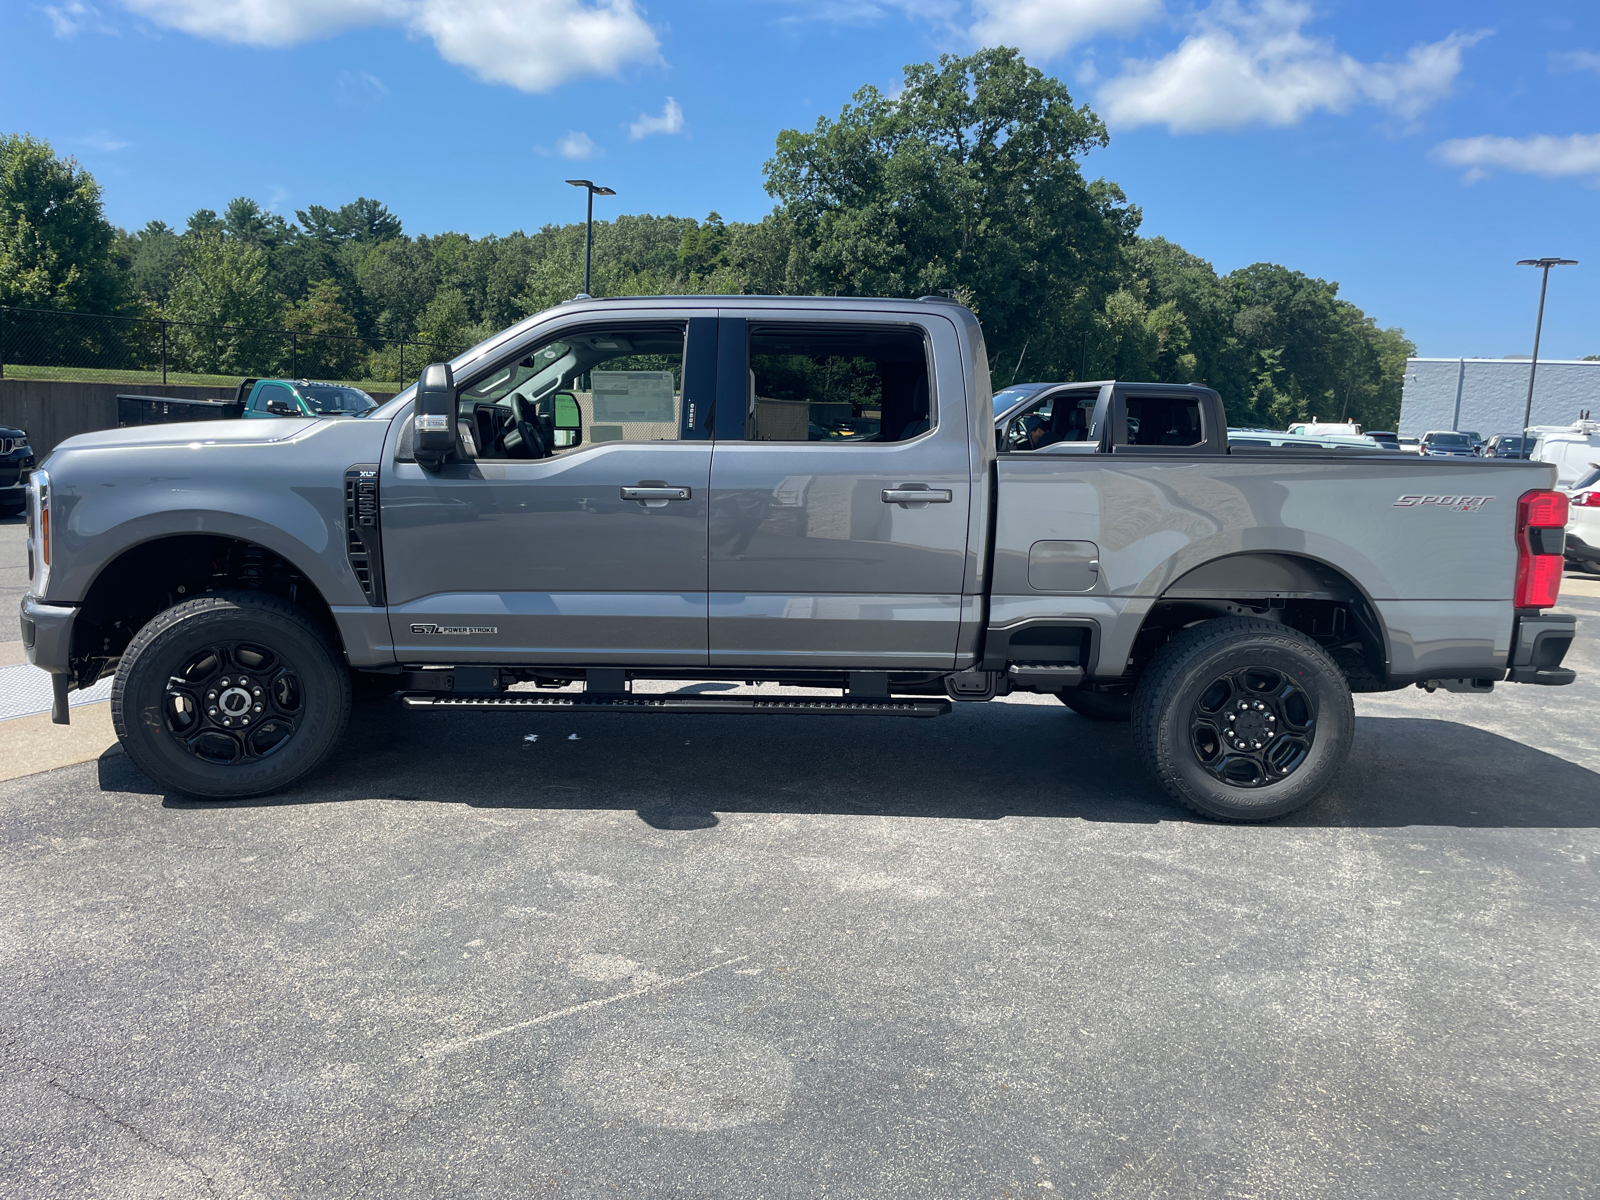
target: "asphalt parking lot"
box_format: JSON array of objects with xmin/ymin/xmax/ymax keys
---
[{"xmin": 2, "ymin": 507, "xmax": 1598, "ymax": 1199}]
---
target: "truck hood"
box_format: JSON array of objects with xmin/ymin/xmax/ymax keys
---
[{"xmin": 52, "ymin": 417, "xmax": 322, "ymax": 453}]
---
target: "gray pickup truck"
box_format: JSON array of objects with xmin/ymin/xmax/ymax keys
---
[{"xmin": 18, "ymin": 296, "xmax": 1578, "ymax": 820}]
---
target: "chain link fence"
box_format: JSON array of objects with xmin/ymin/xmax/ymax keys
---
[{"xmin": 0, "ymin": 305, "xmax": 467, "ymax": 392}]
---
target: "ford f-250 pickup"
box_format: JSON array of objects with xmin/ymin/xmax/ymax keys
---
[{"xmin": 18, "ymin": 296, "xmax": 1579, "ymax": 820}]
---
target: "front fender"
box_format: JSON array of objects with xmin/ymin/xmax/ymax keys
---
[{"xmin": 42, "ymin": 418, "xmax": 393, "ymax": 607}]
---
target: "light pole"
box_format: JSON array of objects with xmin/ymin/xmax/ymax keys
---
[
  {"xmin": 1515, "ymin": 257, "xmax": 1578, "ymax": 457},
  {"xmin": 565, "ymin": 179, "xmax": 616, "ymax": 299}
]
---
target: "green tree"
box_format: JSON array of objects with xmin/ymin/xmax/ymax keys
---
[
  {"xmin": 222, "ymin": 197, "xmax": 289, "ymax": 251},
  {"xmin": 296, "ymin": 198, "xmax": 402, "ymax": 244},
  {"xmin": 121, "ymin": 220, "xmax": 186, "ymax": 305},
  {"xmin": 165, "ymin": 234, "xmax": 284, "ymax": 375},
  {"xmin": 0, "ymin": 133, "xmax": 123, "ymax": 311},
  {"xmin": 283, "ymin": 278, "xmax": 364, "ymax": 379},
  {"xmin": 764, "ymin": 47, "xmax": 1137, "ymax": 377}
]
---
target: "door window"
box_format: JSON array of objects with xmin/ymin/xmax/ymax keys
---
[
  {"xmin": 454, "ymin": 324, "xmax": 687, "ymax": 458},
  {"xmin": 1003, "ymin": 389, "xmax": 1097, "ymax": 451},
  {"xmin": 251, "ymin": 383, "xmax": 298, "ymax": 415},
  {"xmin": 745, "ymin": 324, "xmax": 931, "ymax": 442},
  {"xmin": 1125, "ymin": 394, "xmax": 1203, "ymax": 447}
]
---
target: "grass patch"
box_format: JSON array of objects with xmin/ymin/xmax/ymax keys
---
[{"xmin": 0, "ymin": 364, "xmax": 404, "ymax": 392}]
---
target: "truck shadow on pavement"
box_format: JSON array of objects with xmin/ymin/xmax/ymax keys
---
[{"xmin": 94, "ymin": 696, "xmax": 1600, "ymax": 830}]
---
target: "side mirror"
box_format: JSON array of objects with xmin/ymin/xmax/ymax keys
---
[
  {"xmin": 414, "ymin": 362, "xmax": 458, "ymax": 470},
  {"xmin": 265, "ymin": 397, "xmax": 297, "ymax": 416},
  {"xmin": 552, "ymin": 390, "xmax": 583, "ymax": 448}
]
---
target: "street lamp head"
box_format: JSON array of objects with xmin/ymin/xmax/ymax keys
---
[
  {"xmin": 592, "ymin": 186, "xmax": 617, "ymax": 197},
  {"xmin": 1517, "ymin": 258, "xmax": 1579, "ymax": 267},
  {"xmin": 565, "ymin": 179, "xmax": 616, "ymax": 197},
  {"xmin": 565, "ymin": 178, "xmax": 594, "ymax": 189}
]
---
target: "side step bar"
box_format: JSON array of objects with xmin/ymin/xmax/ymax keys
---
[{"xmin": 399, "ymin": 692, "xmax": 951, "ymax": 718}]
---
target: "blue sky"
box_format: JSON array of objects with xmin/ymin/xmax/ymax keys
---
[{"xmin": 3, "ymin": 0, "xmax": 1597, "ymax": 358}]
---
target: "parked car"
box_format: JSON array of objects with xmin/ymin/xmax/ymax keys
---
[
  {"xmin": 1484, "ymin": 434, "xmax": 1531, "ymax": 459},
  {"xmin": 1460, "ymin": 430, "xmax": 1487, "ymax": 454},
  {"xmin": 1530, "ymin": 419, "xmax": 1600, "ymax": 487},
  {"xmin": 1286, "ymin": 421, "xmax": 1363, "ymax": 438},
  {"xmin": 1563, "ymin": 467, "xmax": 1600, "ymax": 573},
  {"xmin": 1366, "ymin": 430, "xmax": 1401, "ymax": 451},
  {"xmin": 22, "ymin": 296, "xmax": 1577, "ymax": 823},
  {"xmin": 1223, "ymin": 429, "xmax": 1381, "ymax": 452},
  {"xmin": 1418, "ymin": 431, "xmax": 1479, "ymax": 458},
  {"xmin": 0, "ymin": 425, "xmax": 34, "ymax": 517},
  {"xmin": 239, "ymin": 378, "xmax": 378, "ymax": 419},
  {"xmin": 1398, "ymin": 436, "xmax": 1421, "ymax": 454}
]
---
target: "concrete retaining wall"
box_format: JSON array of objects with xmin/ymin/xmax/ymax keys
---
[{"xmin": 0, "ymin": 379, "xmax": 398, "ymax": 460}]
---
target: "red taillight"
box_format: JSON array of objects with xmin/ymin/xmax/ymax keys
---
[
  {"xmin": 1514, "ymin": 489, "xmax": 1568, "ymax": 609},
  {"xmin": 1578, "ymin": 491, "xmax": 1600, "ymax": 508}
]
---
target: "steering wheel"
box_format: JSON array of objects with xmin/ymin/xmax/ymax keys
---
[{"xmin": 509, "ymin": 394, "xmax": 549, "ymax": 459}]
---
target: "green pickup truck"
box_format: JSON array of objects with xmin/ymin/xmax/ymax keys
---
[{"xmin": 238, "ymin": 378, "xmax": 377, "ymax": 420}]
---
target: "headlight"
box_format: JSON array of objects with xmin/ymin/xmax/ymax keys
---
[{"xmin": 26, "ymin": 468, "xmax": 49, "ymax": 596}]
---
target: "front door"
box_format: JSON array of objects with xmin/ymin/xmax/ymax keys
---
[
  {"xmin": 706, "ymin": 314, "xmax": 974, "ymax": 669},
  {"xmin": 380, "ymin": 316, "xmax": 716, "ymax": 666}
]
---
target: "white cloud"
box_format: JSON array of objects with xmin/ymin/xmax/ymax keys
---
[
  {"xmin": 558, "ymin": 130, "xmax": 599, "ymax": 160},
  {"xmin": 74, "ymin": 130, "xmax": 131, "ymax": 151},
  {"xmin": 119, "ymin": 0, "xmax": 401, "ymax": 45},
  {"xmin": 413, "ymin": 0, "xmax": 659, "ymax": 92},
  {"xmin": 1551, "ymin": 50, "xmax": 1600, "ymax": 77},
  {"xmin": 1097, "ymin": 1, "xmax": 1485, "ymax": 133},
  {"xmin": 44, "ymin": 1, "xmax": 118, "ymax": 36},
  {"xmin": 115, "ymin": 0, "xmax": 659, "ymax": 92},
  {"xmin": 970, "ymin": 0, "xmax": 1163, "ymax": 60},
  {"xmin": 628, "ymin": 97, "xmax": 684, "ymax": 139},
  {"xmin": 1432, "ymin": 133, "xmax": 1600, "ymax": 184}
]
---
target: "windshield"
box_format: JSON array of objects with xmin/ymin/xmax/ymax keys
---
[
  {"xmin": 1426, "ymin": 433, "xmax": 1471, "ymax": 448},
  {"xmin": 992, "ymin": 385, "xmax": 1041, "ymax": 415},
  {"xmin": 300, "ymin": 384, "xmax": 376, "ymax": 415},
  {"xmin": 1573, "ymin": 468, "xmax": 1600, "ymax": 491}
]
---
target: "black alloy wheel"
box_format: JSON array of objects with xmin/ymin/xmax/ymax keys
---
[
  {"xmin": 113, "ymin": 591, "xmax": 351, "ymax": 799},
  {"xmin": 162, "ymin": 640, "xmax": 305, "ymax": 765},
  {"xmin": 1188, "ymin": 665, "xmax": 1315, "ymax": 787},
  {"xmin": 1132, "ymin": 617, "xmax": 1354, "ymax": 822}
]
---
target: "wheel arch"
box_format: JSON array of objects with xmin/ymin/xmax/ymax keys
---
[
  {"xmin": 69, "ymin": 533, "xmax": 344, "ymax": 687},
  {"xmin": 1129, "ymin": 551, "xmax": 1393, "ymax": 691}
]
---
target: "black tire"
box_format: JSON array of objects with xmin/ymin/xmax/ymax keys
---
[
  {"xmin": 1057, "ymin": 688, "xmax": 1133, "ymax": 721},
  {"xmin": 1132, "ymin": 618, "xmax": 1354, "ymax": 822},
  {"xmin": 111, "ymin": 591, "xmax": 351, "ymax": 799}
]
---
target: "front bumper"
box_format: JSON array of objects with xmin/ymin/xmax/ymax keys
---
[
  {"xmin": 20, "ymin": 594, "xmax": 76, "ymax": 675},
  {"xmin": 1508, "ymin": 613, "xmax": 1577, "ymax": 685}
]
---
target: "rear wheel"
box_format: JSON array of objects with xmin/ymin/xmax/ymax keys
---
[
  {"xmin": 111, "ymin": 591, "xmax": 351, "ymax": 799},
  {"xmin": 1132, "ymin": 618, "xmax": 1353, "ymax": 821},
  {"xmin": 1057, "ymin": 688, "xmax": 1133, "ymax": 721}
]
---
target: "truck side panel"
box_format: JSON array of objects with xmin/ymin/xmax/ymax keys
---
[{"xmin": 990, "ymin": 453, "xmax": 1555, "ymax": 680}]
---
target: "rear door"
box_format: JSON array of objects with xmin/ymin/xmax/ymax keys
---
[
  {"xmin": 379, "ymin": 315, "xmax": 717, "ymax": 666},
  {"xmin": 705, "ymin": 311, "xmax": 973, "ymax": 669}
]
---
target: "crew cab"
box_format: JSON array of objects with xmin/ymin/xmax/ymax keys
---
[{"xmin": 18, "ymin": 296, "xmax": 1579, "ymax": 821}]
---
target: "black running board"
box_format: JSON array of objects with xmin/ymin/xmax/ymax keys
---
[{"xmin": 399, "ymin": 692, "xmax": 950, "ymax": 717}]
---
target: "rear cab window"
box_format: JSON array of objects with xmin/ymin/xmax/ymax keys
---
[{"xmin": 745, "ymin": 324, "xmax": 931, "ymax": 442}]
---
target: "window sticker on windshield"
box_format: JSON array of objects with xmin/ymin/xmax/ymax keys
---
[{"xmin": 591, "ymin": 371, "xmax": 675, "ymax": 423}]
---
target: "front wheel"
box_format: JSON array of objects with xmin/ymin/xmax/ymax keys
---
[
  {"xmin": 111, "ymin": 591, "xmax": 351, "ymax": 799},
  {"xmin": 1132, "ymin": 618, "xmax": 1354, "ymax": 821}
]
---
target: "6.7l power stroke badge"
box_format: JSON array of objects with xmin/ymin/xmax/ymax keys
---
[{"xmin": 410, "ymin": 624, "xmax": 498, "ymax": 635}]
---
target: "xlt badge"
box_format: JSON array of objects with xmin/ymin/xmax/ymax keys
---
[{"xmin": 410, "ymin": 624, "xmax": 498, "ymax": 635}]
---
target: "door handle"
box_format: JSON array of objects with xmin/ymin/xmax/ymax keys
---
[
  {"xmin": 622, "ymin": 485, "xmax": 692, "ymax": 508},
  {"xmin": 882, "ymin": 487, "xmax": 953, "ymax": 507}
]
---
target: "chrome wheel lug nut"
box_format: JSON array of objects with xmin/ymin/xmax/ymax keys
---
[
  {"xmin": 208, "ymin": 707, "xmax": 218, "ymax": 716},
  {"xmin": 252, "ymin": 687, "xmax": 262, "ymax": 697},
  {"xmin": 253, "ymin": 704, "xmax": 262, "ymax": 713},
  {"xmin": 221, "ymin": 718, "xmax": 231, "ymax": 727}
]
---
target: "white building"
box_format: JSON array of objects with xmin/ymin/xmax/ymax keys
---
[{"xmin": 1399, "ymin": 357, "xmax": 1600, "ymax": 438}]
